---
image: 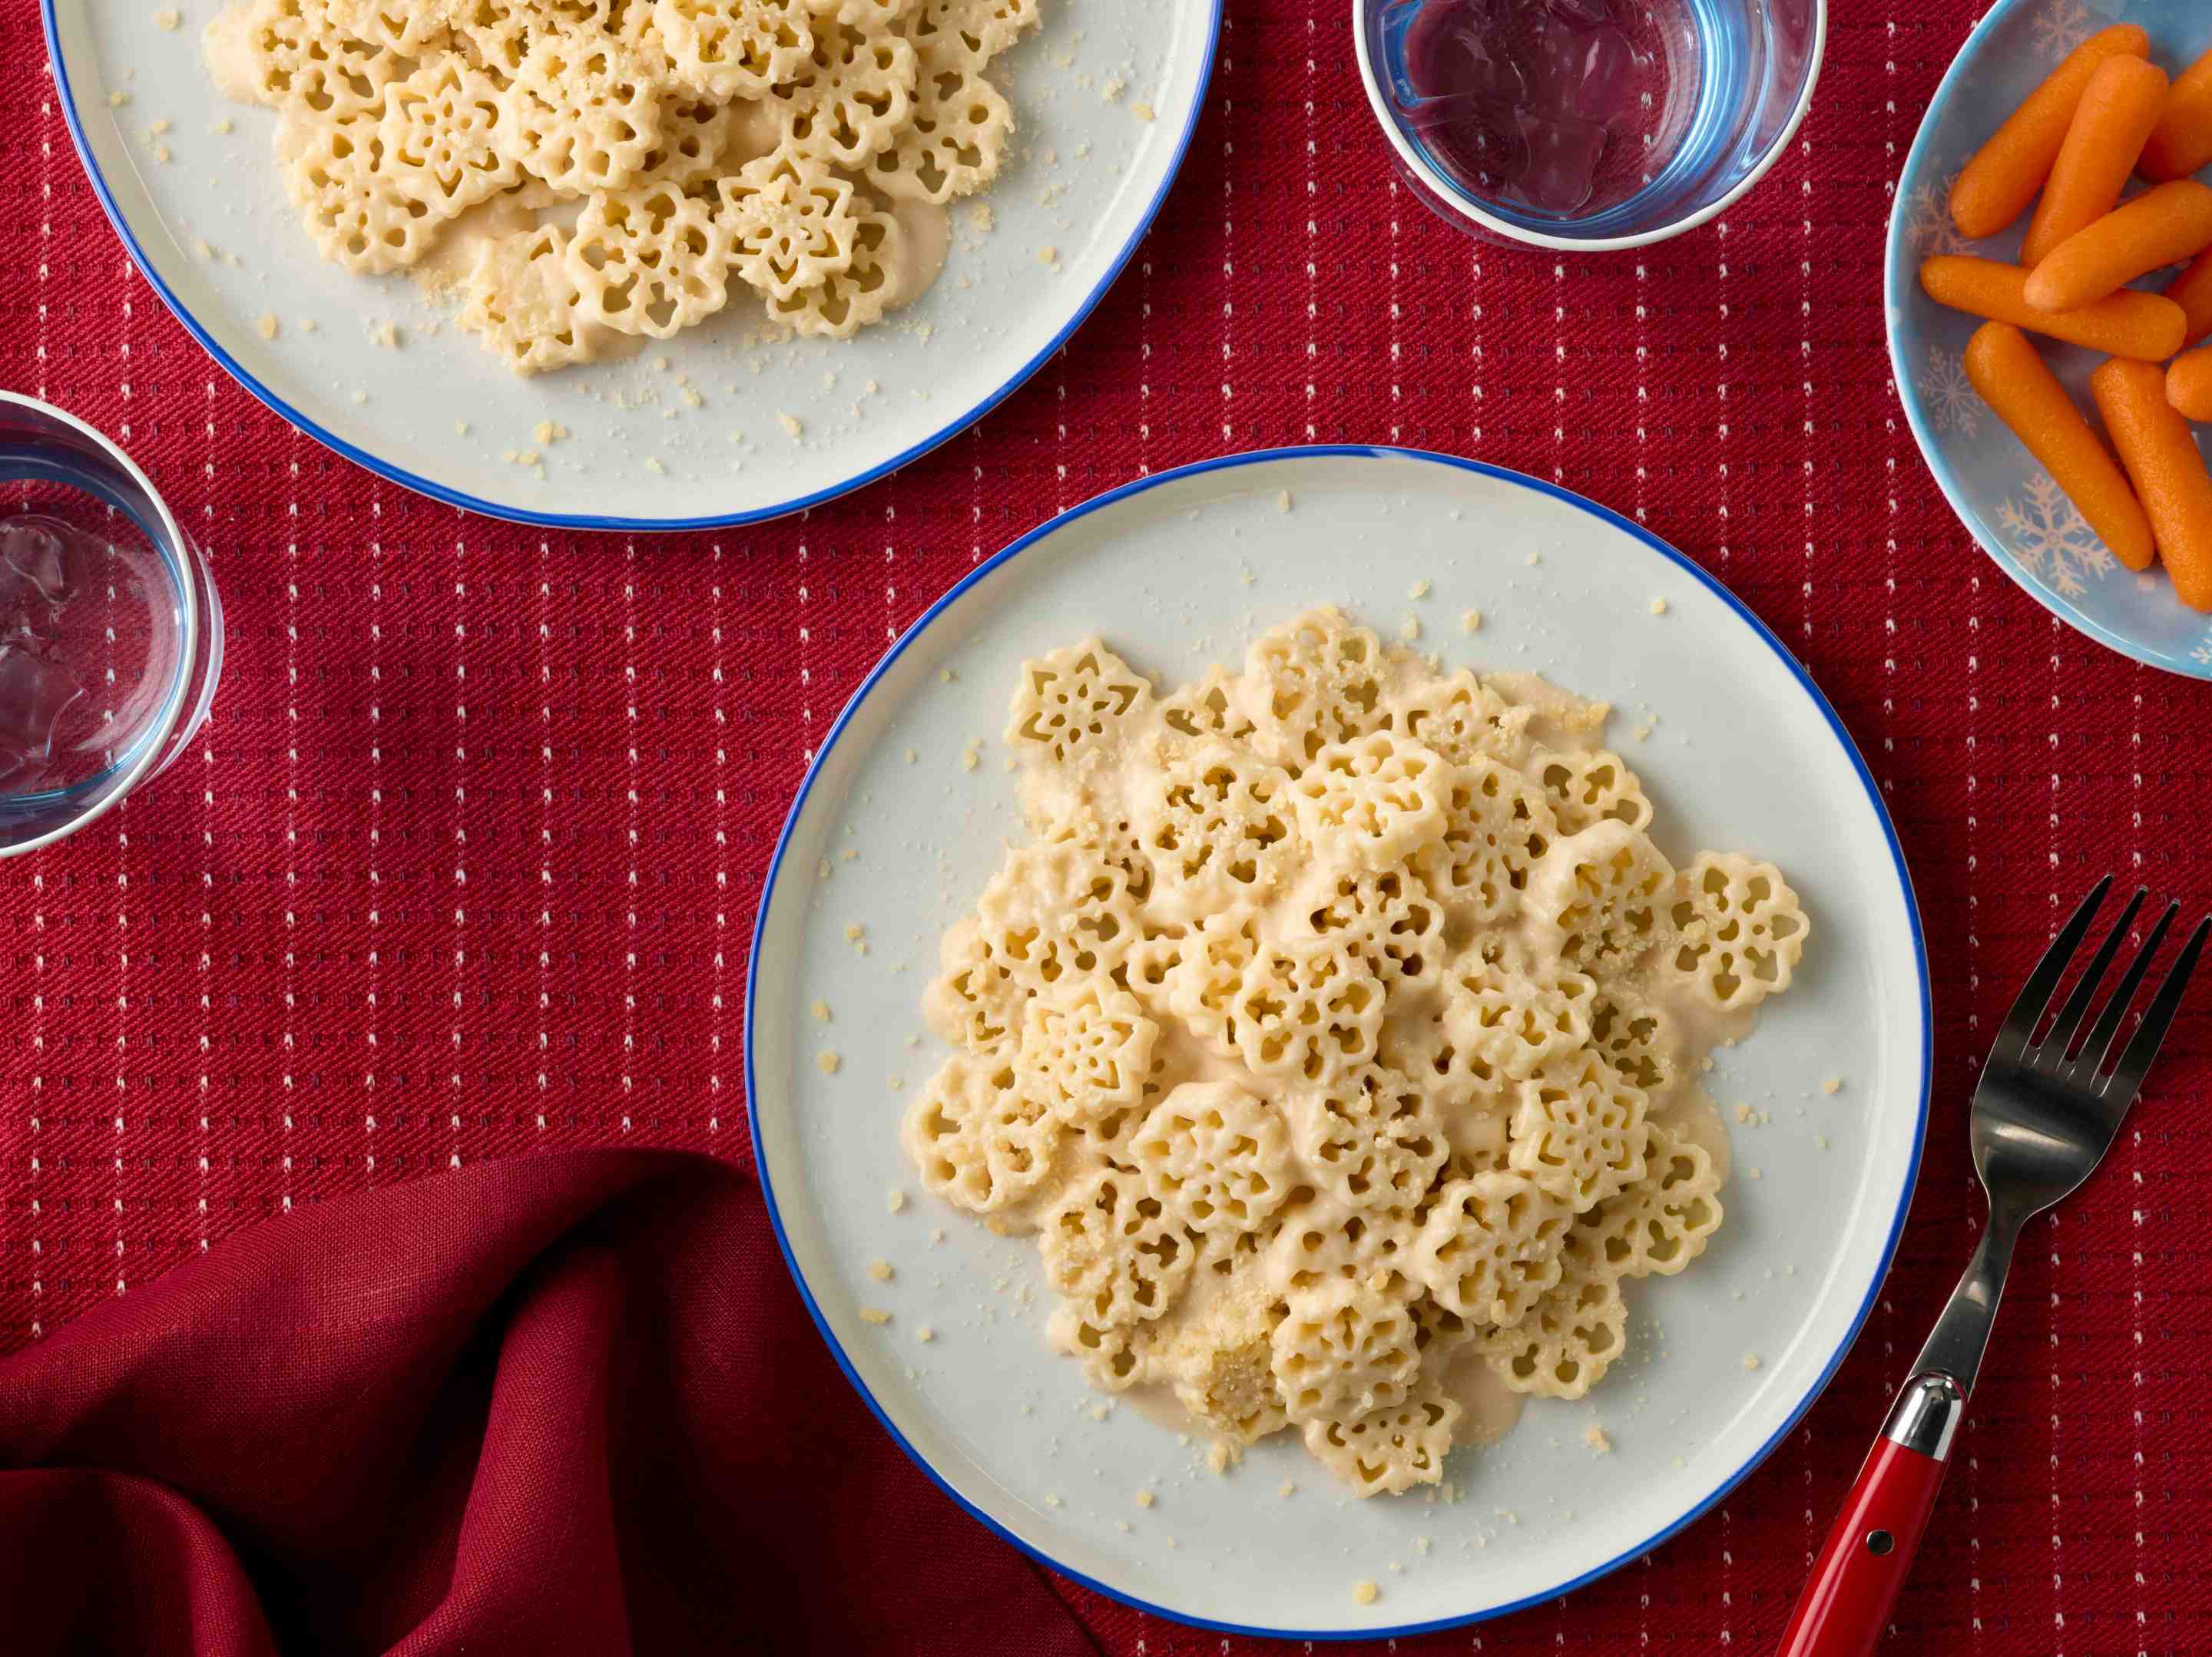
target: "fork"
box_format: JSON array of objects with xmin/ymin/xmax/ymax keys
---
[{"xmin": 1777, "ymin": 876, "xmax": 2208, "ymax": 1657}]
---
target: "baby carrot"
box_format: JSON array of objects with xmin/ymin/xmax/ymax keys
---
[
  {"xmin": 2019, "ymin": 55, "xmax": 2171, "ymax": 267},
  {"xmin": 2166, "ymin": 247, "xmax": 2212, "ymax": 350},
  {"xmin": 2024, "ymin": 180, "xmax": 2212, "ymax": 313},
  {"xmin": 1920, "ymin": 256, "xmax": 2187, "ymax": 359},
  {"xmin": 1964, "ymin": 323, "xmax": 2154, "ymax": 573},
  {"xmin": 2091, "ymin": 357, "xmax": 2212, "ymax": 609},
  {"xmin": 2168, "ymin": 346, "xmax": 2212, "ymax": 422},
  {"xmin": 1950, "ymin": 24, "xmax": 2151, "ymax": 240},
  {"xmin": 2141, "ymin": 47, "xmax": 2212, "ymax": 182}
]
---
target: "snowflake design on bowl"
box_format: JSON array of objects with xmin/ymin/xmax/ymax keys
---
[
  {"xmin": 2030, "ymin": 0, "xmax": 2093, "ymax": 59},
  {"xmin": 1923, "ymin": 345, "xmax": 1981, "ymax": 436},
  {"xmin": 1901, "ymin": 176, "xmax": 1969, "ymax": 259},
  {"xmin": 1996, "ymin": 473, "xmax": 2116, "ymax": 598}
]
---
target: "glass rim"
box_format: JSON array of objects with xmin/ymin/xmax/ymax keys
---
[
  {"xmin": 0, "ymin": 389, "xmax": 206, "ymax": 858},
  {"xmin": 1352, "ymin": 0, "xmax": 1830, "ymax": 253}
]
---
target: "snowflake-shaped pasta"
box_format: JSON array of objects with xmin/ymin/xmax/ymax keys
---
[
  {"xmin": 1409, "ymin": 756, "xmax": 1557, "ymax": 923},
  {"xmin": 866, "ymin": 58, "xmax": 1014, "ymax": 202},
  {"xmin": 380, "ymin": 60, "xmax": 524, "ymax": 213},
  {"xmin": 1382, "ymin": 668, "xmax": 1536, "ymax": 769},
  {"xmin": 1283, "ymin": 1062, "xmax": 1448, "ymax": 1214},
  {"xmin": 279, "ymin": 109, "xmax": 444, "ymax": 273},
  {"xmin": 1437, "ymin": 954, "xmax": 1598, "ymax": 1083},
  {"xmin": 1410, "ymin": 1170, "xmax": 1575, "ymax": 1326},
  {"xmin": 1240, "ymin": 607, "xmax": 1392, "ymax": 769},
  {"xmin": 1271, "ymin": 1278, "xmax": 1422, "ymax": 1424},
  {"xmin": 1530, "ymin": 747, "xmax": 1652, "ymax": 836},
  {"xmin": 1126, "ymin": 1081, "xmax": 1296, "ymax": 1241},
  {"xmin": 1263, "ymin": 1205, "xmax": 1422, "ymax": 1298},
  {"xmin": 1664, "ymin": 851, "xmax": 1810, "ymax": 1011},
  {"xmin": 1046, "ymin": 1302, "xmax": 1167, "ymax": 1392},
  {"xmin": 1017, "ymin": 982, "xmax": 1156, "ymax": 1127},
  {"xmin": 1507, "ymin": 1050, "xmax": 1651, "ymax": 1211},
  {"xmin": 1223, "ymin": 940, "xmax": 1386, "ymax": 1085},
  {"xmin": 1573, "ymin": 1122, "xmax": 1724, "ymax": 1280},
  {"xmin": 567, "ymin": 179, "xmax": 737, "ymax": 336},
  {"xmin": 1134, "ymin": 740, "xmax": 1298, "ymax": 911},
  {"xmin": 1040, "ymin": 1166, "xmax": 1200, "ymax": 1326},
  {"xmin": 902, "ymin": 0, "xmax": 1038, "ymax": 68},
  {"xmin": 902, "ymin": 1055, "xmax": 1062, "ymax": 1215},
  {"xmin": 1481, "ymin": 1272, "xmax": 1628, "ymax": 1399},
  {"xmin": 1160, "ymin": 909, "xmax": 1267, "ymax": 1047},
  {"xmin": 772, "ymin": 17, "xmax": 917, "ymax": 167},
  {"xmin": 717, "ymin": 145, "xmax": 863, "ymax": 299},
  {"xmin": 1289, "ymin": 732, "xmax": 1450, "ymax": 871},
  {"xmin": 1158, "ymin": 664, "xmax": 1260, "ymax": 744},
  {"xmin": 497, "ymin": 34, "xmax": 667, "ymax": 194},
  {"xmin": 206, "ymin": 0, "xmax": 403, "ymax": 114},
  {"xmin": 654, "ymin": 0, "xmax": 815, "ymax": 99},
  {"xmin": 969, "ymin": 838, "xmax": 1139, "ymax": 996},
  {"xmin": 1296, "ymin": 864, "xmax": 1446, "ymax": 984},
  {"xmin": 1588, "ymin": 987, "xmax": 1680, "ymax": 1095},
  {"xmin": 1528, "ymin": 819, "xmax": 1676, "ymax": 974},
  {"xmin": 459, "ymin": 224, "xmax": 600, "ymax": 374},
  {"xmin": 1004, "ymin": 640, "xmax": 1152, "ymax": 766},
  {"xmin": 1301, "ymin": 1381, "xmax": 1459, "ymax": 1497}
]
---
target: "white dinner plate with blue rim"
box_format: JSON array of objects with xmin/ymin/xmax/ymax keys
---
[
  {"xmin": 41, "ymin": 0, "xmax": 1218, "ymax": 531},
  {"xmin": 746, "ymin": 446, "xmax": 1931, "ymax": 1639},
  {"xmin": 1889, "ymin": 0, "xmax": 2212, "ymax": 676}
]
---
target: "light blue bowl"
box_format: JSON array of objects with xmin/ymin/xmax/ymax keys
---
[{"xmin": 1889, "ymin": 0, "xmax": 2212, "ymax": 676}]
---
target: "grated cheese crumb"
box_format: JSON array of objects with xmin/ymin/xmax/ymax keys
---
[
  {"xmin": 1277, "ymin": 490, "xmax": 1293, "ymax": 513},
  {"xmin": 886, "ymin": 1189, "xmax": 906, "ymax": 1213},
  {"xmin": 1134, "ymin": 1490, "xmax": 1154, "ymax": 1509},
  {"xmin": 1399, "ymin": 615, "xmax": 1421, "ymax": 642},
  {"xmin": 1743, "ymin": 1353, "xmax": 1761, "ymax": 1371},
  {"xmin": 916, "ymin": 1325, "xmax": 934, "ymax": 1343},
  {"xmin": 256, "ymin": 313, "xmax": 279, "ymax": 341},
  {"xmin": 859, "ymin": 1306, "xmax": 891, "ymax": 1325},
  {"xmin": 155, "ymin": 8, "xmax": 180, "ymax": 28},
  {"xmin": 810, "ymin": 999, "xmax": 831, "ymax": 1021},
  {"xmin": 1650, "ymin": 597, "xmax": 1668, "ymax": 615},
  {"xmin": 868, "ymin": 1258, "xmax": 893, "ymax": 1282},
  {"xmin": 816, "ymin": 1050, "xmax": 841, "ymax": 1075},
  {"xmin": 1822, "ymin": 1076, "xmax": 1842, "ymax": 1095},
  {"xmin": 1584, "ymin": 1424, "xmax": 1612, "ymax": 1454},
  {"xmin": 1353, "ymin": 1582, "xmax": 1378, "ymax": 1606},
  {"xmin": 778, "ymin": 412, "xmax": 804, "ymax": 438},
  {"xmin": 1408, "ymin": 579, "xmax": 1431, "ymax": 600},
  {"xmin": 1131, "ymin": 101, "xmax": 1156, "ymax": 121}
]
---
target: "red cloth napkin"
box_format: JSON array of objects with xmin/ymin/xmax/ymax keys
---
[{"xmin": 0, "ymin": 1149, "xmax": 1098, "ymax": 1657}]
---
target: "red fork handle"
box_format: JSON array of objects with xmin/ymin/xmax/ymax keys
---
[{"xmin": 1777, "ymin": 1374, "xmax": 1965, "ymax": 1657}]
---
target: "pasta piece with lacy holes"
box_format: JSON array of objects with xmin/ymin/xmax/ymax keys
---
[
  {"xmin": 717, "ymin": 146, "xmax": 863, "ymax": 300},
  {"xmin": 379, "ymin": 59, "xmax": 523, "ymax": 217},
  {"xmin": 653, "ymin": 0, "xmax": 814, "ymax": 101},
  {"xmin": 1530, "ymin": 747, "xmax": 1654, "ymax": 835},
  {"xmin": 496, "ymin": 34, "xmax": 667, "ymax": 194},
  {"xmin": 1481, "ymin": 1271, "xmax": 1628, "ymax": 1399},
  {"xmin": 1166, "ymin": 1285, "xmax": 1290, "ymax": 1444},
  {"xmin": 1134, "ymin": 740, "xmax": 1297, "ymax": 914},
  {"xmin": 1127, "ymin": 1080, "xmax": 1296, "ymax": 1242},
  {"xmin": 634, "ymin": 98, "xmax": 748, "ymax": 190},
  {"xmin": 1588, "ymin": 987, "xmax": 1681, "ymax": 1096},
  {"xmin": 1046, "ymin": 1303, "xmax": 1167, "ymax": 1393},
  {"xmin": 1294, "ymin": 864, "xmax": 1446, "ymax": 986},
  {"xmin": 1302, "ymin": 1381, "xmax": 1460, "ymax": 1497},
  {"xmin": 567, "ymin": 180, "xmax": 737, "ymax": 336},
  {"xmin": 204, "ymin": 0, "xmax": 404, "ymax": 114},
  {"xmin": 1270, "ymin": 1278, "xmax": 1421, "ymax": 1424},
  {"xmin": 1039, "ymin": 1166, "xmax": 1200, "ymax": 1328},
  {"xmin": 459, "ymin": 223, "xmax": 601, "ymax": 373},
  {"xmin": 1527, "ymin": 819, "xmax": 1676, "ymax": 974},
  {"xmin": 1157, "ymin": 664, "xmax": 1259, "ymax": 746},
  {"xmin": 770, "ymin": 18, "xmax": 917, "ymax": 167},
  {"xmin": 902, "ymin": 0, "xmax": 1038, "ymax": 68},
  {"xmin": 1161, "ymin": 909, "xmax": 1267, "ymax": 1052},
  {"xmin": 1575, "ymin": 1121, "xmax": 1724, "ymax": 1278},
  {"xmin": 810, "ymin": 0, "xmax": 918, "ymax": 28},
  {"xmin": 1436, "ymin": 954, "xmax": 1598, "ymax": 1083},
  {"xmin": 1225, "ymin": 941, "xmax": 1386, "ymax": 1086},
  {"xmin": 973, "ymin": 838, "xmax": 1138, "ymax": 991},
  {"xmin": 866, "ymin": 59, "xmax": 1013, "ymax": 203},
  {"xmin": 1288, "ymin": 733, "xmax": 1449, "ymax": 872},
  {"xmin": 279, "ymin": 109, "xmax": 445, "ymax": 273},
  {"xmin": 1410, "ymin": 1169, "xmax": 1575, "ymax": 1325},
  {"xmin": 1262, "ymin": 1203, "xmax": 1422, "ymax": 1298},
  {"xmin": 1507, "ymin": 1050, "xmax": 1651, "ymax": 1211},
  {"xmin": 1664, "ymin": 852, "xmax": 1810, "ymax": 1011},
  {"xmin": 1282, "ymin": 1062, "xmax": 1447, "ymax": 1214},
  {"xmin": 1016, "ymin": 982, "xmax": 1155, "ymax": 1127},
  {"xmin": 1005, "ymin": 640, "xmax": 1152, "ymax": 768},
  {"xmin": 1241, "ymin": 607, "xmax": 1390, "ymax": 769},
  {"xmin": 768, "ymin": 203, "xmax": 906, "ymax": 336},
  {"xmin": 902, "ymin": 1055, "xmax": 1062, "ymax": 1215},
  {"xmin": 1409, "ymin": 756, "xmax": 1557, "ymax": 924},
  {"xmin": 1381, "ymin": 668, "xmax": 1536, "ymax": 770},
  {"xmin": 922, "ymin": 916, "xmax": 1023, "ymax": 1054}
]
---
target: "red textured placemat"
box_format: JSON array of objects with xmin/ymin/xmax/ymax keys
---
[{"xmin": 6, "ymin": 2, "xmax": 2212, "ymax": 1650}]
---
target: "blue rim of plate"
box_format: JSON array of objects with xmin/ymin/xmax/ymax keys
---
[
  {"xmin": 1884, "ymin": 0, "xmax": 2204, "ymax": 679},
  {"xmin": 38, "ymin": 1, "xmax": 1223, "ymax": 535},
  {"xmin": 744, "ymin": 444, "xmax": 1933, "ymax": 1640}
]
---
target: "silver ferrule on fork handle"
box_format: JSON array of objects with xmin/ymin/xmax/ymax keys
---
[{"xmin": 1883, "ymin": 1371, "xmax": 1968, "ymax": 1460}]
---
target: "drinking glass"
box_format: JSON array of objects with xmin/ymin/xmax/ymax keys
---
[
  {"xmin": 0, "ymin": 391, "xmax": 222, "ymax": 856},
  {"xmin": 1357, "ymin": 0, "xmax": 1826, "ymax": 250}
]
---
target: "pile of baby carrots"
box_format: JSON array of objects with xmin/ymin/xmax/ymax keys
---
[{"xmin": 1919, "ymin": 25, "xmax": 2212, "ymax": 610}]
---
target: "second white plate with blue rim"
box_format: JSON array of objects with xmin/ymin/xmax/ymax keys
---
[
  {"xmin": 747, "ymin": 445, "xmax": 1929, "ymax": 1638},
  {"xmin": 43, "ymin": 0, "xmax": 1219, "ymax": 531}
]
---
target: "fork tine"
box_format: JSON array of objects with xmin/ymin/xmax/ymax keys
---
[
  {"xmin": 2076, "ymin": 900, "xmax": 2178, "ymax": 1083},
  {"xmin": 2099, "ymin": 914, "xmax": 2210, "ymax": 1104},
  {"xmin": 1995, "ymin": 875, "xmax": 2111, "ymax": 1062},
  {"xmin": 2043, "ymin": 886, "xmax": 2148, "ymax": 1059}
]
